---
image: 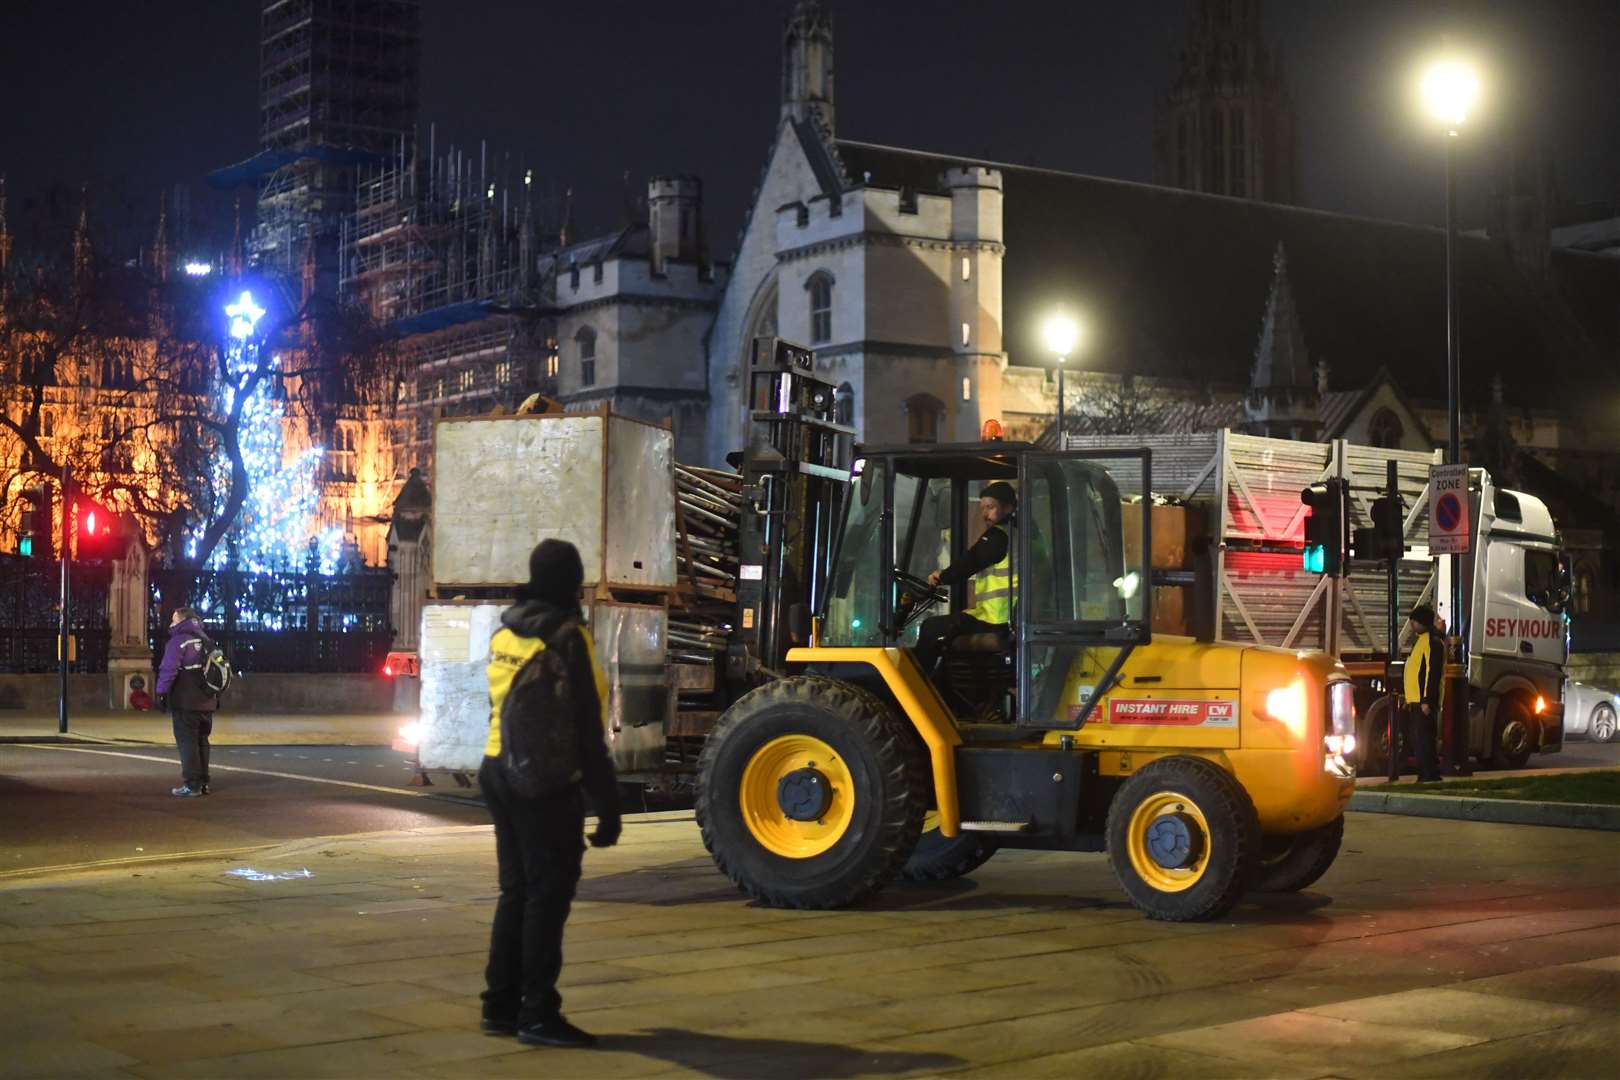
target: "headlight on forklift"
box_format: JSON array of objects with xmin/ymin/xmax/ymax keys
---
[{"xmin": 1324, "ymin": 681, "xmax": 1356, "ymax": 775}]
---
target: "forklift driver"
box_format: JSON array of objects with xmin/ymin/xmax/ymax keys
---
[{"xmin": 914, "ymin": 481, "xmax": 1018, "ymax": 680}]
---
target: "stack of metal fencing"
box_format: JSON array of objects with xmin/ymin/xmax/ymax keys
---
[{"xmin": 670, "ymin": 465, "xmax": 743, "ymax": 667}]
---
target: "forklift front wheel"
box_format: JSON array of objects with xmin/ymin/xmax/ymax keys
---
[
  {"xmin": 1107, "ymin": 758, "xmax": 1258, "ymax": 922},
  {"xmin": 697, "ymin": 677, "xmax": 928, "ymax": 909}
]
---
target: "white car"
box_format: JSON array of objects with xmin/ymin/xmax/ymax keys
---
[{"xmin": 1564, "ymin": 680, "xmax": 1619, "ymax": 742}]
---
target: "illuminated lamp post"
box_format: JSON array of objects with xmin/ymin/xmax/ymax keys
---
[
  {"xmin": 1420, "ymin": 55, "xmax": 1480, "ymax": 776},
  {"xmin": 1043, "ymin": 313, "xmax": 1080, "ymax": 446}
]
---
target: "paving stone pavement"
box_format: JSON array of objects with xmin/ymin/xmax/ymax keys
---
[{"xmin": 0, "ymin": 811, "xmax": 1615, "ymax": 1079}]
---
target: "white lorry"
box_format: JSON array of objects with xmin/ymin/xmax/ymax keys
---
[{"xmin": 1066, "ymin": 429, "xmax": 1569, "ymax": 770}]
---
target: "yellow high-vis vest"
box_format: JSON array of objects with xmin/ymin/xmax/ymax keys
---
[
  {"xmin": 484, "ymin": 623, "xmax": 609, "ymax": 758},
  {"xmin": 1404, "ymin": 631, "xmax": 1435, "ymax": 705},
  {"xmin": 964, "ymin": 525, "xmax": 1016, "ymax": 625}
]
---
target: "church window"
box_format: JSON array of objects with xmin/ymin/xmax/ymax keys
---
[
  {"xmin": 834, "ymin": 382, "xmax": 854, "ymax": 426},
  {"xmin": 546, "ymin": 350, "xmax": 559, "ymax": 378},
  {"xmin": 577, "ymin": 326, "xmax": 597, "ymax": 387},
  {"xmin": 961, "ymin": 256, "xmax": 971, "ymax": 282},
  {"xmin": 42, "ymin": 410, "xmax": 54, "ymax": 438},
  {"xmin": 496, "ymin": 359, "xmax": 512, "ymax": 385},
  {"xmin": 434, "ymin": 377, "xmax": 445, "ymax": 401},
  {"xmin": 962, "ymin": 377, "xmax": 972, "ymax": 402},
  {"xmin": 1230, "ymin": 109, "xmax": 1247, "ymax": 197},
  {"xmin": 905, "ymin": 393, "xmax": 945, "ymax": 444},
  {"xmin": 457, "ymin": 368, "xmax": 474, "ymax": 394},
  {"xmin": 808, "ymin": 272, "xmax": 833, "ymax": 344},
  {"xmin": 961, "ymin": 322, "xmax": 971, "ymax": 347},
  {"xmin": 1207, "ymin": 109, "xmax": 1226, "ymax": 194},
  {"xmin": 1369, "ymin": 408, "xmax": 1404, "ymax": 449},
  {"xmin": 593, "ymin": 262, "xmax": 604, "ymax": 284}
]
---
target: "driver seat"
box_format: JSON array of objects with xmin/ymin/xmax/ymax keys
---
[{"xmin": 944, "ymin": 624, "xmax": 1015, "ymax": 722}]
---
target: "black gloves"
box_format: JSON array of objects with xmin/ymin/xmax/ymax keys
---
[
  {"xmin": 588, "ymin": 817, "xmax": 621, "ymax": 849},
  {"xmin": 156, "ymin": 693, "xmax": 169, "ymax": 712}
]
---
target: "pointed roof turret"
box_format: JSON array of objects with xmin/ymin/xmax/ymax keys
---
[
  {"xmin": 1244, "ymin": 243, "xmax": 1320, "ymax": 441},
  {"xmin": 73, "ymin": 185, "xmax": 95, "ymax": 292},
  {"xmin": 782, "ymin": 1, "xmax": 835, "ymax": 133},
  {"xmin": 1250, "ymin": 243, "xmax": 1312, "ymax": 390},
  {"xmin": 153, "ymin": 191, "xmax": 172, "ymax": 283},
  {"xmin": 558, "ymin": 187, "xmax": 573, "ymax": 249}
]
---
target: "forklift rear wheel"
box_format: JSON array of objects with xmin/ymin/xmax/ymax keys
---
[
  {"xmin": 697, "ymin": 676, "xmax": 928, "ymax": 909},
  {"xmin": 901, "ymin": 811, "xmax": 998, "ymax": 882},
  {"xmin": 1107, "ymin": 757, "xmax": 1259, "ymax": 922},
  {"xmin": 1253, "ymin": 815, "xmax": 1344, "ymax": 893},
  {"xmin": 1356, "ymin": 697, "xmax": 1399, "ymax": 774}
]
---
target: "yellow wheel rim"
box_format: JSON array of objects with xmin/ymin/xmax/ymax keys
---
[
  {"xmin": 1125, "ymin": 790, "xmax": 1212, "ymax": 893},
  {"xmin": 739, "ymin": 734, "xmax": 856, "ymax": 859}
]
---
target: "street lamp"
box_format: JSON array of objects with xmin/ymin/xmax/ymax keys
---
[
  {"xmin": 1044, "ymin": 314, "xmax": 1080, "ymax": 445},
  {"xmin": 1420, "ymin": 53, "xmax": 1480, "ymax": 776}
]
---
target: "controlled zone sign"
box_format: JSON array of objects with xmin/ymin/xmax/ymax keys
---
[{"xmin": 1429, "ymin": 463, "xmax": 1470, "ymax": 555}]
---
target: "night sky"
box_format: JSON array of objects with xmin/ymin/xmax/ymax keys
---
[{"xmin": 1, "ymin": 0, "xmax": 1615, "ymax": 262}]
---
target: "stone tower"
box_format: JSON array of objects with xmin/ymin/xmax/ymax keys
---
[
  {"xmin": 1244, "ymin": 244, "xmax": 1320, "ymax": 440},
  {"xmin": 1154, "ymin": 0, "xmax": 1297, "ymax": 203},
  {"xmin": 782, "ymin": 1, "xmax": 835, "ymax": 132},
  {"xmin": 946, "ymin": 167, "xmax": 1007, "ymax": 442},
  {"xmin": 647, "ymin": 175, "xmax": 704, "ymax": 275}
]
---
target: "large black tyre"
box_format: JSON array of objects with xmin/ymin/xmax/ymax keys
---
[
  {"xmin": 1253, "ymin": 816, "xmax": 1344, "ymax": 893},
  {"xmin": 1106, "ymin": 757, "xmax": 1259, "ymax": 922},
  {"xmin": 901, "ymin": 817, "xmax": 998, "ymax": 882},
  {"xmin": 1355, "ymin": 697, "xmax": 1400, "ymax": 775},
  {"xmin": 696, "ymin": 676, "xmax": 928, "ymax": 909},
  {"xmin": 1491, "ymin": 699, "xmax": 1536, "ymax": 769}
]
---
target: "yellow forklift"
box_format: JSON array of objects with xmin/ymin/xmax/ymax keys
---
[{"xmin": 698, "ymin": 377, "xmax": 1356, "ymax": 921}]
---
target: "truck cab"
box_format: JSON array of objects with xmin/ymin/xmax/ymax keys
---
[{"xmin": 1439, "ymin": 474, "xmax": 1570, "ymax": 766}]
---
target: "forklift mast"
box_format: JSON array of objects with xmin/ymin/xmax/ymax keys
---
[{"xmin": 728, "ymin": 337, "xmax": 855, "ymax": 681}]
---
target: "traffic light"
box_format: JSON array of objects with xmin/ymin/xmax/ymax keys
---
[
  {"xmin": 75, "ymin": 498, "xmax": 119, "ymax": 560},
  {"xmin": 1354, "ymin": 494, "xmax": 1407, "ymax": 562},
  {"xmin": 17, "ymin": 486, "xmax": 48, "ymax": 558},
  {"xmin": 1300, "ymin": 479, "xmax": 1349, "ymax": 577}
]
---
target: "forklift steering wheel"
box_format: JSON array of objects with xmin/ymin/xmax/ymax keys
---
[{"xmin": 893, "ymin": 569, "xmax": 948, "ymax": 630}]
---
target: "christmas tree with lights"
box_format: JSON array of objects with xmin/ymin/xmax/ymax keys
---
[{"xmin": 199, "ymin": 291, "xmax": 341, "ymax": 574}]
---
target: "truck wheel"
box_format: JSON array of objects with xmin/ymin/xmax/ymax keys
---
[
  {"xmin": 901, "ymin": 812, "xmax": 998, "ymax": 882},
  {"xmin": 1106, "ymin": 757, "xmax": 1259, "ymax": 922},
  {"xmin": 1590, "ymin": 703, "xmax": 1617, "ymax": 744},
  {"xmin": 1357, "ymin": 697, "xmax": 1399, "ymax": 774},
  {"xmin": 1491, "ymin": 700, "xmax": 1535, "ymax": 769},
  {"xmin": 1253, "ymin": 816, "xmax": 1344, "ymax": 893},
  {"xmin": 696, "ymin": 676, "xmax": 927, "ymax": 909}
]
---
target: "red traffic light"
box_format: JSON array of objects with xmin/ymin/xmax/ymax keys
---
[{"xmin": 75, "ymin": 499, "xmax": 119, "ymax": 559}]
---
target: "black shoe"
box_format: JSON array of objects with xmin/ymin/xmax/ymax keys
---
[
  {"xmin": 516, "ymin": 1018, "xmax": 596, "ymax": 1048},
  {"xmin": 200, "ymin": 783, "xmax": 212, "ymax": 795},
  {"xmin": 171, "ymin": 784, "xmax": 204, "ymax": 798},
  {"xmin": 480, "ymin": 1016, "xmax": 516, "ymax": 1037}
]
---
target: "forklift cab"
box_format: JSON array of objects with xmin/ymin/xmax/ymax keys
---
[{"xmin": 819, "ymin": 441, "xmax": 1154, "ymax": 728}]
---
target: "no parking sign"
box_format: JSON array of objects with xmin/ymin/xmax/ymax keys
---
[{"xmin": 1429, "ymin": 463, "xmax": 1470, "ymax": 555}]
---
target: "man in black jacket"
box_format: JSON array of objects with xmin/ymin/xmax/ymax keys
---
[
  {"xmin": 479, "ymin": 539, "xmax": 621, "ymax": 1049},
  {"xmin": 914, "ymin": 481, "xmax": 1018, "ymax": 680},
  {"xmin": 1403, "ymin": 604, "xmax": 1446, "ymax": 782},
  {"xmin": 154, "ymin": 607, "xmax": 220, "ymax": 797}
]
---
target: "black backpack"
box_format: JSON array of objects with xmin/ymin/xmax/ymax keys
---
[
  {"xmin": 497, "ymin": 621, "xmax": 583, "ymax": 799},
  {"xmin": 183, "ymin": 636, "xmax": 233, "ymax": 696}
]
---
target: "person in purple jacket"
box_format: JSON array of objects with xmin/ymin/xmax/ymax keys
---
[{"xmin": 154, "ymin": 607, "xmax": 220, "ymax": 797}]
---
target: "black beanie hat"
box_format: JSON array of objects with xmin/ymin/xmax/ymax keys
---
[
  {"xmin": 981, "ymin": 481, "xmax": 1017, "ymax": 508},
  {"xmin": 521, "ymin": 538, "xmax": 584, "ymax": 606},
  {"xmin": 1409, "ymin": 603, "xmax": 1436, "ymax": 630}
]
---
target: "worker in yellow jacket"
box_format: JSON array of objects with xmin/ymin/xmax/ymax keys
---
[
  {"xmin": 479, "ymin": 539, "xmax": 619, "ymax": 1050},
  {"xmin": 1403, "ymin": 603, "xmax": 1446, "ymax": 781}
]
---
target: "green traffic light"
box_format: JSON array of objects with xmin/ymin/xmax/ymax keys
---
[{"xmin": 1303, "ymin": 544, "xmax": 1326, "ymax": 574}]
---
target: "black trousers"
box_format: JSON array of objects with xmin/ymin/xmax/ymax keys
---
[
  {"xmin": 914, "ymin": 612, "xmax": 1000, "ymax": 676},
  {"xmin": 171, "ymin": 709, "xmax": 213, "ymax": 787},
  {"xmin": 1405, "ymin": 703, "xmax": 1440, "ymax": 780},
  {"xmin": 479, "ymin": 758, "xmax": 585, "ymax": 1025}
]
